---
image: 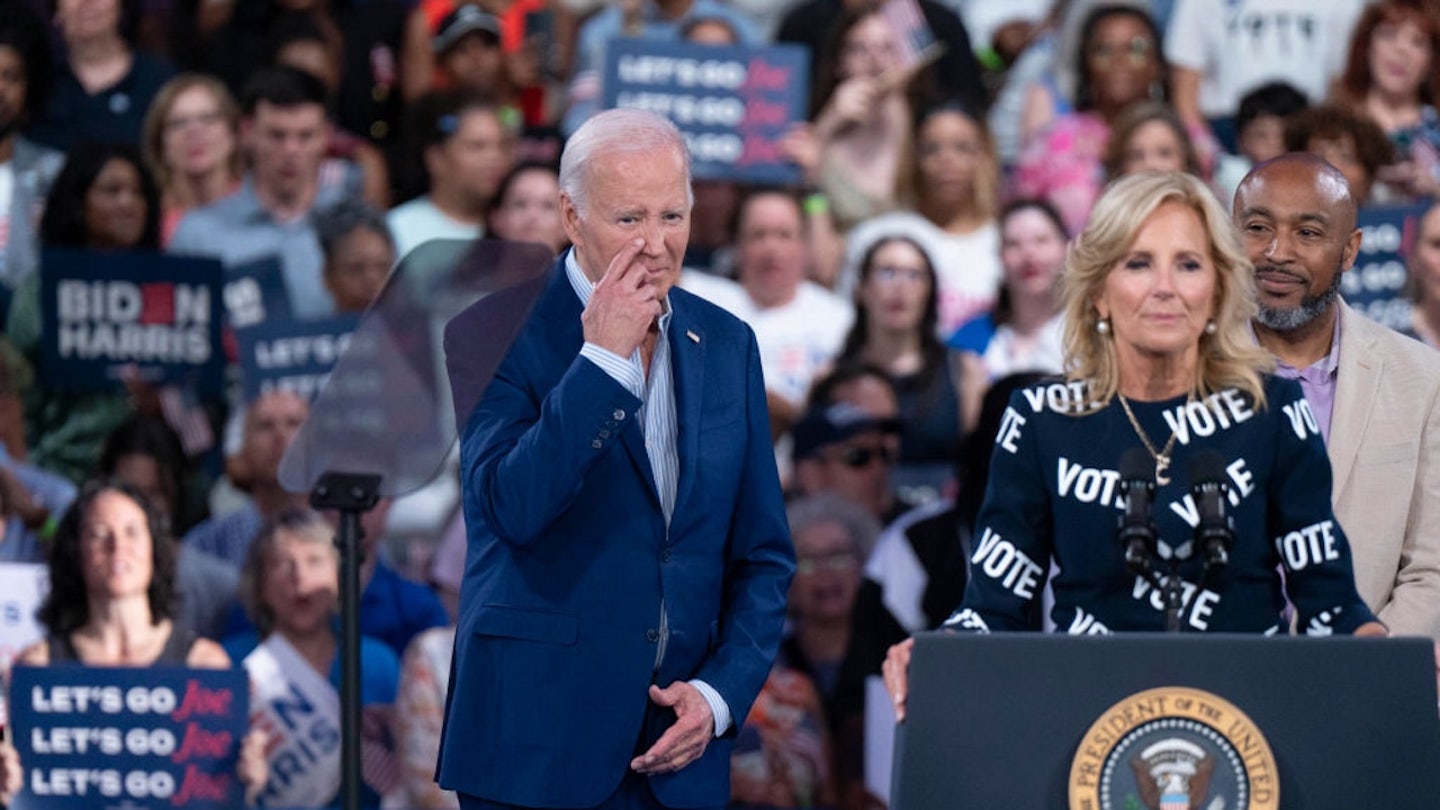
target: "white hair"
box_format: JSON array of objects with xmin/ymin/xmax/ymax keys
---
[{"xmin": 559, "ymin": 108, "xmax": 694, "ymax": 217}]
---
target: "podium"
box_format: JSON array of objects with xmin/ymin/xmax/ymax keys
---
[{"xmin": 892, "ymin": 633, "xmax": 1440, "ymax": 809}]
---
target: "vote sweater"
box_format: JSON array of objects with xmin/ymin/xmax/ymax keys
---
[{"xmin": 945, "ymin": 375, "xmax": 1378, "ymax": 635}]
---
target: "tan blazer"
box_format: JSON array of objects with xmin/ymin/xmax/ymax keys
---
[{"xmin": 1329, "ymin": 301, "xmax": 1440, "ymax": 638}]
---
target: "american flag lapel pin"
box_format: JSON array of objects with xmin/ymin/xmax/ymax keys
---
[{"xmin": 686, "ymin": 330, "xmax": 700, "ymax": 344}]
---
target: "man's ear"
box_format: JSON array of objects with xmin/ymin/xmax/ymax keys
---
[
  {"xmin": 560, "ymin": 193, "xmax": 582, "ymax": 246},
  {"xmin": 1340, "ymin": 227, "xmax": 1363, "ymax": 273}
]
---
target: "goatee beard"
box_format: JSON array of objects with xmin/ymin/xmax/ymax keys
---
[{"xmin": 1254, "ymin": 265, "xmax": 1343, "ymax": 331}]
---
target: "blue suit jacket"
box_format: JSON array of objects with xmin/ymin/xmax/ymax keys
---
[{"xmin": 437, "ymin": 259, "xmax": 794, "ymax": 808}]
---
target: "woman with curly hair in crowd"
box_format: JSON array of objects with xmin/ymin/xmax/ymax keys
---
[
  {"xmin": 0, "ymin": 481, "xmax": 266, "ymax": 804},
  {"xmin": 1331, "ymin": 0, "xmax": 1440, "ymax": 200}
]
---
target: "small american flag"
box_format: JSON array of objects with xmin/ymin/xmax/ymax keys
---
[
  {"xmin": 360, "ymin": 705, "xmax": 401, "ymax": 796},
  {"xmin": 160, "ymin": 385, "xmax": 215, "ymax": 456},
  {"xmin": 879, "ymin": 0, "xmax": 943, "ymax": 73}
]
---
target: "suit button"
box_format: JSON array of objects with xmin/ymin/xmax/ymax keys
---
[
  {"xmin": 599, "ymin": 429, "xmax": 610, "ymax": 439},
  {"xmin": 646, "ymin": 628, "xmax": 659, "ymax": 642},
  {"xmin": 614, "ymin": 409, "xmax": 626, "ymax": 421},
  {"xmin": 661, "ymin": 548, "xmax": 671, "ymax": 563},
  {"xmin": 590, "ymin": 439, "xmax": 603, "ymax": 449}
]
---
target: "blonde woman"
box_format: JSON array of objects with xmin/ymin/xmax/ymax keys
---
[
  {"xmin": 237, "ymin": 509, "xmax": 400, "ymax": 809},
  {"xmin": 141, "ymin": 74, "xmax": 243, "ymax": 245},
  {"xmin": 884, "ymin": 171, "xmax": 1385, "ymax": 715}
]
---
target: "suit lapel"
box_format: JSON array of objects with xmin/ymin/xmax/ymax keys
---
[
  {"xmin": 620, "ymin": 411, "xmax": 660, "ymax": 506},
  {"xmin": 670, "ymin": 302, "xmax": 704, "ymax": 522},
  {"xmin": 1328, "ymin": 303, "xmax": 1380, "ymax": 500}
]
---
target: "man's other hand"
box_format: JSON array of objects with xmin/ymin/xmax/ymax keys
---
[{"xmin": 630, "ymin": 682, "xmax": 715, "ymax": 774}]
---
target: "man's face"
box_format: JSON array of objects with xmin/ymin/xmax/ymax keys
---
[
  {"xmin": 735, "ymin": 193, "xmax": 806, "ymax": 308},
  {"xmin": 440, "ymin": 32, "xmax": 505, "ymax": 96},
  {"xmin": 561, "ymin": 146, "xmax": 690, "ymax": 300},
  {"xmin": 812, "ymin": 429, "xmax": 898, "ymax": 520},
  {"xmin": 246, "ymin": 101, "xmax": 329, "ymax": 200},
  {"xmin": 0, "ymin": 46, "xmax": 25, "ymax": 139},
  {"xmin": 241, "ymin": 391, "xmax": 309, "ymax": 486},
  {"xmin": 1234, "ymin": 161, "xmax": 1362, "ymax": 331}
]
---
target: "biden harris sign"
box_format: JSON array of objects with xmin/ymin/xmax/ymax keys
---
[{"xmin": 39, "ymin": 249, "xmax": 224, "ymax": 397}]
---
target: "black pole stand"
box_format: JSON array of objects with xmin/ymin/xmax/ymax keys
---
[
  {"xmin": 310, "ymin": 471, "xmax": 381, "ymax": 810},
  {"xmin": 1161, "ymin": 561, "xmax": 1184, "ymax": 633}
]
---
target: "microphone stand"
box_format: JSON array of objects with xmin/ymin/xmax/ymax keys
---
[
  {"xmin": 310, "ymin": 471, "xmax": 381, "ymax": 810},
  {"xmin": 1160, "ymin": 557, "xmax": 1185, "ymax": 633}
]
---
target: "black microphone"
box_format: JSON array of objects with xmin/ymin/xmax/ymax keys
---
[
  {"xmin": 1117, "ymin": 447, "xmax": 1157, "ymax": 578},
  {"xmin": 1189, "ymin": 450, "xmax": 1235, "ymax": 571}
]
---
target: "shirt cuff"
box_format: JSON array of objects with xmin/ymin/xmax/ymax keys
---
[
  {"xmin": 689, "ymin": 679, "xmax": 730, "ymax": 737},
  {"xmin": 580, "ymin": 342, "xmax": 644, "ymax": 399}
]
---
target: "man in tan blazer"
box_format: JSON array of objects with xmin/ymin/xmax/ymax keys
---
[{"xmin": 1236, "ymin": 153, "xmax": 1440, "ymax": 638}]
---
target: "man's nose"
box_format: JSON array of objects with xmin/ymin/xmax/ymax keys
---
[
  {"xmin": 638, "ymin": 225, "xmax": 665, "ymax": 255},
  {"xmin": 1264, "ymin": 231, "xmax": 1297, "ymax": 263}
]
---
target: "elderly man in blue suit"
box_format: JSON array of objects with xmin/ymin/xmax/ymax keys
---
[{"xmin": 437, "ymin": 107, "xmax": 795, "ymax": 810}]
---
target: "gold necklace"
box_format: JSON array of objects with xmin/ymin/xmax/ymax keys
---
[{"xmin": 1116, "ymin": 392, "xmax": 1189, "ymax": 485}]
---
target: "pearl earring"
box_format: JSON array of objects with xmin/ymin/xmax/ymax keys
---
[
  {"xmin": 1096, "ymin": 318, "xmax": 1111, "ymax": 335},
  {"xmin": 1204, "ymin": 320, "xmax": 1217, "ymax": 335}
]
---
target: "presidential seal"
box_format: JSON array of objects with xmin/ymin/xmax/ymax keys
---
[{"xmin": 1068, "ymin": 687, "xmax": 1278, "ymax": 810}]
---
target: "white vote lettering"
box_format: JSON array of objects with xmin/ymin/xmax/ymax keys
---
[
  {"xmin": 1067, "ymin": 608, "xmax": 1110, "ymax": 635},
  {"xmin": 1276, "ymin": 520, "xmax": 1340, "ymax": 570},
  {"xmin": 1057, "ymin": 457, "xmax": 1123, "ymax": 507},
  {"xmin": 971, "ymin": 527, "xmax": 1043, "ymax": 599},
  {"xmin": 997, "ymin": 407, "xmax": 1025, "ymax": 453},
  {"xmin": 1281, "ymin": 399, "xmax": 1321, "ymax": 440}
]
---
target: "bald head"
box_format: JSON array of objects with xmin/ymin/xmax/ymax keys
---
[
  {"xmin": 1235, "ymin": 153, "xmax": 1358, "ymax": 234},
  {"xmin": 1232, "ymin": 152, "xmax": 1364, "ymax": 335}
]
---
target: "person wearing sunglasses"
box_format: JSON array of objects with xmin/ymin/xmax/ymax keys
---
[{"xmin": 791, "ymin": 400, "xmax": 906, "ymax": 525}]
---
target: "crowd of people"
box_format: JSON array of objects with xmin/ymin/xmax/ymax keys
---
[{"xmin": 1, "ymin": 0, "xmax": 1439, "ymax": 808}]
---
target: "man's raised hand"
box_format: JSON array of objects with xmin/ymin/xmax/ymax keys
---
[{"xmin": 582, "ymin": 238, "xmax": 661, "ymax": 358}]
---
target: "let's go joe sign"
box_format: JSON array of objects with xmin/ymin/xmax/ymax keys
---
[{"xmin": 8, "ymin": 666, "xmax": 248, "ymax": 809}]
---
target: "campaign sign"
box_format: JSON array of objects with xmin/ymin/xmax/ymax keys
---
[
  {"xmin": 1344, "ymin": 203, "xmax": 1426, "ymax": 332},
  {"xmin": 234, "ymin": 314, "xmax": 361, "ymax": 402},
  {"xmin": 38, "ymin": 249, "xmax": 224, "ymax": 397},
  {"xmin": 223, "ymin": 257, "xmax": 292, "ymax": 330},
  {"xmin": 0, "ymin": 563, "xmax": 48, "ymax": 727},
  {"xmin": 8, "ymin": 665, "xmax": 248, "ymax": 810},
  {"xmin": 602, "ymin": 40, "xmax": 809, "ymax": 184}
]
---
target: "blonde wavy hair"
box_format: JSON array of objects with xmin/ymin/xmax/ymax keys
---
[{"xmin": 1060, "ymin": 171, "xmax": 1273, "ymax": 408}]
